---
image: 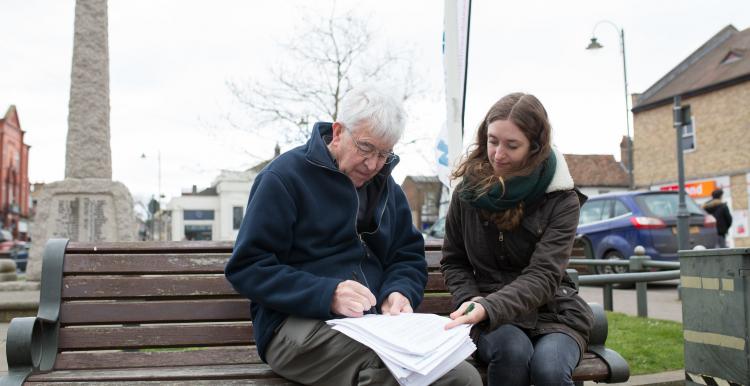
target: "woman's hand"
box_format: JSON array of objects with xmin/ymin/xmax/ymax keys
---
[{"xmin": 445, "ymin": 300, "xmax": 487, "ymax": 329}]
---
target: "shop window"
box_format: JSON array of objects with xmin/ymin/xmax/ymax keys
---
[
  {"xmin": 184, "ymin": 210, "xmax": 214, "ymax": 220},
  {"xmin": 233, "ymin": 206, "xmax": 243, "ymax": 230},
  {"xmin": 185, "ymin": 225, "xmax": 212, "ymax": 241}
]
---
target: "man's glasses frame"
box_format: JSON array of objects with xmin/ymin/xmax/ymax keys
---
[{"xmin": 345, "ymin": 128, "xmax": 398, "ymax": 164}]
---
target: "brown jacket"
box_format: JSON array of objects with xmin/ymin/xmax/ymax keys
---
[{"xmin": 440, "ymin": 186, "xmax": 594, "ymax": 356}]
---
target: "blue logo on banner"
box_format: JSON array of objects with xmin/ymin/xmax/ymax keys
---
[{"xmin": 437, "ymin": 140, "xmax": 449, "ymax": 166}]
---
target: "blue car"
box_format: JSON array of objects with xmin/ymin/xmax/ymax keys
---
[{"xmin": 577, "ymin": 190, "xmax": 717, "ymax": 273}]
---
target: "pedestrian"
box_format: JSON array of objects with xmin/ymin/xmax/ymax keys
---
[
  {"xmin": 442, "ymin": 92, "xmax": 594, "ymax": 385},
  {"xmin": 225, "ymin": 85, "xmax": 481, "ymax": 386},
  {"xmin": 703, "ymin": 188, "xmax": 733, "ymax": 248}
]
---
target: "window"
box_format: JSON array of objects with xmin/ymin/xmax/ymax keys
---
[
  {"xmin": 184, "ymin": 210, "xmax": 214, "ymax": 220},
  {"xmin": 635, "ymin": 193, "xmax": 704, "ymax": 217},
  {"xmin": 681, "ymin": 105, "xmax": 695, "ymax": 152},
  {"xmin": 613, "ymin": 200, "xmax": 630, "ymax": 217},
  {"xmin": 579, "ymin": 200, "xmax": 607, "ymax": 225},
  {"xmin": 233, "ymin": 206, "xmax": 243, "ymax": 230},
  {"xmin": 184, "ymin": 225, "xmax": 212, "ymax": 241}
]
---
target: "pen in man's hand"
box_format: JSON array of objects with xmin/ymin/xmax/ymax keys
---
[
  {"xmin": 352, "ymin": 271, "xmax": 377, "ymax": 314},
  {"xmin": 463, "ymin": 302, "xmax": 475, "ymax": 316}
]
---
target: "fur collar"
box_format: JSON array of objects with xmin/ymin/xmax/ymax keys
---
[{"xmin": 546, "ymin": 146, "xmax": 574, "ymax": 193}]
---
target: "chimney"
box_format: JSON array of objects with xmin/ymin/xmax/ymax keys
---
[
  {"xmin": 192, "ymin": 185, "xmax": 197, "ymax": 194},
  {"xmin": 620, "ymin": 135, "xmax": 631, "ymax": 170}
]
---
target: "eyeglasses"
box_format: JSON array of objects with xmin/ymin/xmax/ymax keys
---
[{"xmin": 346, "ymin": 129, "xmax": 398, "ymax": 164}]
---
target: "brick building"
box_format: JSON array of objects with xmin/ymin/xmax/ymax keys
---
[
  {"xmin": 0, "ymin": 106, "xmax": 31, "ymax": 240},
  {"xmin": 631, "ymin": 25, "xmax": 750, "ymax": 246},
  {"xmin": 401, "ymin": 176, "xmax": 442, "ymax": 231},
  {"xmin": 564, "ymin": 151, "xmax": 629, "ymax": 197}
]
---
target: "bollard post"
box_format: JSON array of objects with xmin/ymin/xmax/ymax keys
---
[
  {"xmin": 603, "ymin": 284, "xmax": 613, "ymax": 311},
  {"xmin": 629, "ymin": 246, "xmax": 650, "ymax": 317}
]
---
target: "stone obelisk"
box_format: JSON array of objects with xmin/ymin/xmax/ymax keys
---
[{"xmin": 27, "ymin": 0, "xmax": 136, "ymax": 281}]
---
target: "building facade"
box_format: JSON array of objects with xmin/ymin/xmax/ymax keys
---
[
  {"xmin": 632, "ymin": 25, "xmax": 750, "ymax": 247},
  {"xmin": 165, "ymin": 147, "xmax": 279, "ymax": 241},
  {"xmin": 167, "ymin": 171, "xmax": 257, "ymax": 241},
  {"xmin": 401, "ymin": 176, "xmax": 442, "ymax": 231},
  {"xmin": 0, "ymin": 106, "xmax": 31, "ymax": 240}
]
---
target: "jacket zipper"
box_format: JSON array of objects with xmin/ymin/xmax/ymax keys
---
[{"xmin": 306, "ymin": 157, "xmax": 390, "ymax": 311}]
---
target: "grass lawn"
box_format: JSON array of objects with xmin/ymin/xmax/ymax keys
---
[{"xmin": 605, "ymin": 311, "xmax": 683, "ymax": 375}]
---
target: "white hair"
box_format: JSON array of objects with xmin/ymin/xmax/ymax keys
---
[{"xmin": 337, "ymin": 85, "xmax": 406, "ymax": 145}]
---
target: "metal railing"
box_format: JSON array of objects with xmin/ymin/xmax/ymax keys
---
[{"xmin": 567, "ymin": 246, "xmax": 681, "ymax": 318}]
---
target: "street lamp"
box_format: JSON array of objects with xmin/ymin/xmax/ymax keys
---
[
  {"xmin": 141, "ymin": 151, "xmax": 164, "ymax": 240},
  {"xmin": 586, "ymin": 20, "xmax": 634, "ymax": 189}
]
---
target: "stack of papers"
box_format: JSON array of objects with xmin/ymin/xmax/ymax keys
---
[{"xmin": 326, "ymin": 313, "xmax": 476, "ymax": 386}]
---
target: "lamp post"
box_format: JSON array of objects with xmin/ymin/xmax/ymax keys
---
[
  {"xmin": 673, "ymin": 96, "xmax": 690, "ymax": 250},
  {"xmin": 141, "ymin": 151, "xmax": 163, "ymax": 240},
  {"xmin": 586, "ymin": 20, "xmax": 634, "ymax": 189}
]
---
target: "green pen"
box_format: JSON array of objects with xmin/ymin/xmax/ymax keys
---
[{"xmin": 463, "ymin": 302, "xmax": 475, "ymax": 316}]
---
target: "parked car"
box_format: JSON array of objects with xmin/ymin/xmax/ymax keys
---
[
  {"xmin": 422, "ymin": 217, "xmax": 446, "ymax": 241},
  {"xmin": 0, "ymin": 229, "xmax": 28, "ymax": 273},
  {"xmin": 577, "ymin": 190, "xmax": 717, "ymax": 273}
]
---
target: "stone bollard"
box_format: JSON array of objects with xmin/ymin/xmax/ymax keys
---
[
  {"xmin": 629, "ymin": 246, "xmax": 650, "ymax": 317},
  {"xmin": 0, "ymin": 257, "xmax": 18, "ymax": 281}
]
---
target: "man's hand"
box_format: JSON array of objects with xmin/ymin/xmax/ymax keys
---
[
  {"xmin": 445, "ymin": 301, "xmax": 487, "ymax": 329},
  {"xmin": 331, "ymin": 280, "xmax": 377, "ymax": 317},
  {"xmin": 380, "ymin": 292, "xmax": 413, "ymax": 315}
]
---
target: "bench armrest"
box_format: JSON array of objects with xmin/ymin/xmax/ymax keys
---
[
  {"xmin": 0, "ymin": 239, "xmax": 68, "ymax": 386},
  {"xmin": 586, "ymin": 302, "xmax": 630, "ymax": 383}
]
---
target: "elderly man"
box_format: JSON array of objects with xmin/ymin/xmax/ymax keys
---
[{"xmin": 226, "ymin": 85, "xmax": 481, "ymax": 386}]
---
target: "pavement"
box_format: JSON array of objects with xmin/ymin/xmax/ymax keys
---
[{"xmin": 0, "ymin": 282, "xmax": 685, "ymax": 384}]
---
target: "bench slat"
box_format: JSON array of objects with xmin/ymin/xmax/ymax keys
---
[
  {"xmin": 28, "ymin": 380, "xmax": 298, "ymax": 386},
  {"xmin": 26, "ymin": 364, "xmax": 280, "ymax": 382},
  {"xmin": 414, "ymin": 296, "xmax": 453, "ymax": 314},
  {"xmin": 62, "ymin": 275, "xmax": 237, "ymax": 299},
  {"xmin": 54, "ymin": 346, "xmax": 261, "ymax": 370},
  {"xmin": 27, "ymin": 380, "xmax": 298, "ymax": 386},
  {"xmin": 66, "ymin": 241, "xmax": 234, "ymax": 254},
  {"xmin": 58, "ymin": 323, "xmax": 253, "ymax": 350},
  {"xmin": 64, "ymin": 253, "xmax": 229, "ymax": 274},
  {"xmin": 60, "ymin": 299, "xmax": 251, "ymax": 324}
]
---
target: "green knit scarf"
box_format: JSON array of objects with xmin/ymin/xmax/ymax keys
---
[{"xmin": 459, "ymin": 152, "xmax": 557, "ymax": 212}]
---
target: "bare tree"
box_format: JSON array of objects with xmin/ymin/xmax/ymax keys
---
[{"xmin": 227, "ymin": 8, "xmax": 423, "ymax": 146}]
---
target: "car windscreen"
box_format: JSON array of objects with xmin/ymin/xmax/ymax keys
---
[{"xmin": 634, "ymin": 193, "xmax": 704, "ymax": 218}]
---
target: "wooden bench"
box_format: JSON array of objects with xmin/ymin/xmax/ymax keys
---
[{"xmin": 1, "ymin": 239, "xmax": 629, "ymax": 385}]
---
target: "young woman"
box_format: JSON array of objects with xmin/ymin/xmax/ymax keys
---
[{"xmin": 442, "ymin": 93, "xmax": 594, "ymax": 385}]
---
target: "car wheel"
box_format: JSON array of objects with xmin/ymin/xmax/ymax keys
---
[
  {"xmin": 596, "ymin": 250, "xmax": 634, "ymax": 288},
  {"xmin": 595, "ymin": 250, "xmax": 628, "ymax": 275}
]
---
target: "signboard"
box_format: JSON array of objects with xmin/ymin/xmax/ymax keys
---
[{"xmin": 659, "ymin": 180, "xmax": 716, "ymax": 198}]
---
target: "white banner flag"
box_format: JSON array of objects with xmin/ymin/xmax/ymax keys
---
[{"xmin": 439, "ymin": 0, "xmax": 471, "ymax": 189}]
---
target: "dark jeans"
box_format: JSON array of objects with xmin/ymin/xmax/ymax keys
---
[
  {"xmin": 717, "ymin": 234, "xmax": 728, "ymax": 248},
  {"xmin": 476, "ymin": 324, "xmax": 580, "ymax": 386}
]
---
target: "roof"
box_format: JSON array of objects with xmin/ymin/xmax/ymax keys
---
[
  {"xmin": 403, "ymin": 176, "xmax": 441, "ymax": 185},
  {"xmin": 0, "ymin": 105, "xmax": 20, "ymax": 129},
  {"xmin": 633, "ymin": 25, "xmax": 750, "ymax": 111},
  {"xmin": 564, "ymin": 154, "xmax": 629, "ymax": 187}
]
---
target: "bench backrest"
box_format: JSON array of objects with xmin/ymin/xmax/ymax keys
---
[
  {"xmin": 49, "ymin": 240, "xmax": 451, "ymax": 372},
  {"xmin": 48, "ymin": 238, "xmax": 598, "ymax": 373}
]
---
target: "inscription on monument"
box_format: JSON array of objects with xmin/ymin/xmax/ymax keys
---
[{"xmin": 52, "ymin": 194, "xmax": 115, "ymax": 242}]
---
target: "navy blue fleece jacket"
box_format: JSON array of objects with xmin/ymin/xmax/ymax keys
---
[{"xmin": 225, "ymin": 122, "xmax": 427, "ymax": 361}]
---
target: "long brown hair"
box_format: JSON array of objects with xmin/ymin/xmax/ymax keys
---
[{"xmin": 453, "ymin": 92, "xmax": 552, "ymax": 230}]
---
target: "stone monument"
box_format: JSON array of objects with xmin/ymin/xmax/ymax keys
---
[{"xmin": 26, "ymin": 0, "xmax": 136, "ymax": 281}]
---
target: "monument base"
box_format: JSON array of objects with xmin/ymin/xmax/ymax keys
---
[{"xmin": 27, "ymin": 178, "xmax": 136, "ymax": 281}]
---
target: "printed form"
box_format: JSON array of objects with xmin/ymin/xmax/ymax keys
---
[{"xmin": 327, "ymin": 313, "xmax": 476, "ymax": 386}]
